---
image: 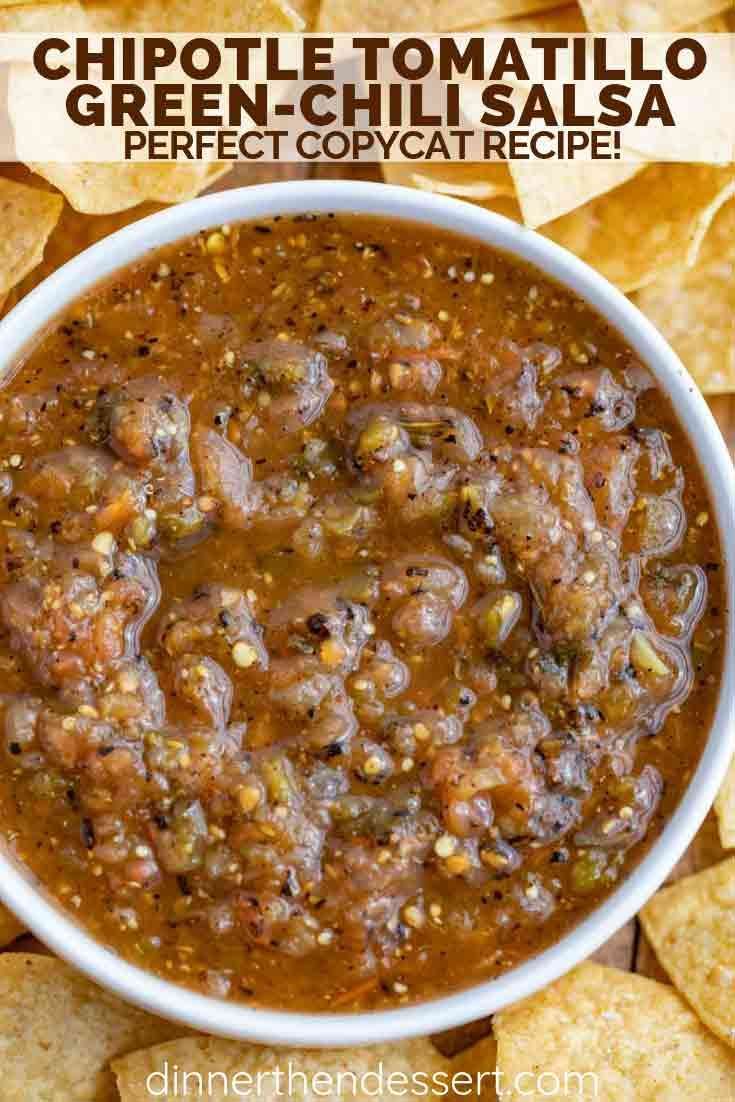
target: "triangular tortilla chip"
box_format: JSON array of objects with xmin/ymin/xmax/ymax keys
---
[
  {"xmin": 494, "ymin": 961, "xmax": 735, "ymax": 1100},
  {"xmin": 509, "ymin": 163, "xmax": 643, "ymax": 229},
  {"xmin": 286, "ymin": 0, "xmax": 319, "ymax": 26},
  {"xmin": 25, "ymin": 162, "xmax": 230, "ymax": 215},
  {"xmin": 635, "ymin": 198, "xmax": 735, "ymax": 393},
  {"xmin": 383, "ymin": 161, "xmax": 514, "ymax": 200},
  {"xmin": 0, "ymin": 954, "xmax": 183, "ymax": 1101},
  {"xmin": 716, "ymin": 757, "xmax": 735, "ymax": 848},
  {"xmin": 0, "ymin": 175, "xmax": 62, "ymax": 295},
  {"xmin": 544, "ymin": 164, "xmax": 735, "ymax": 293},
  {"xmin": 472, "ymin": 3, "xmax": 586, "ymax": 30},
  {"xmin": 84, "ymin": 0, "xmax": 302, "ymax": 30},
  {"xmin": 318, "ymin": 0, "xmax": 561, "ymax": 32},
  {"xmin": 578, "ymin": 0, "xmax": 731, "ymax": 31},
  {"xmin": 641, "ymin": 858, "xmax": 735, "ymax": 1048},
  {"xmin": 1, "ymin": 194, "xmax": 166, "ymax": 316},
  {"xmin": 0, "ymin": 1, "xmax": 87, "ymax": 29}
]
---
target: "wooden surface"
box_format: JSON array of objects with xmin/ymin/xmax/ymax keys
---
[{"xmin": 2, "ymin": 160, "xmax": 734, "ymax": 1038}]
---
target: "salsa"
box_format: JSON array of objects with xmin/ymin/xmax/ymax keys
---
[{"xmin": 0, "ymin": 214, "xmax": 725, "ymax": 1010}]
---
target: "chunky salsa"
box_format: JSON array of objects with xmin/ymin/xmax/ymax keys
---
[{"xmin": 0, "ymin": 214, "xmax": 725, "ymax": 1010}]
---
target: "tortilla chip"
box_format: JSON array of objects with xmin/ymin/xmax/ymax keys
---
[
  {"xmin": 8, "ymin": 55, "xmax": 231, "ymax": 209},
  {"xmin": 286, "ymin": 0, "xmax": 319, "ymax": 25},
  {"xmin": 1, "ymin": 194, "xmax": 165, "ymax": 317},
  {"xmin": 634, "ymin": 198, "xmax": 735, "ymax": 394},
  {"xmin": 0, "ymin": 176, "xmax": 62, "ymax": 296},
  {"xmin": 494, "ymin": 961, "xmax": 735, "ymax": 1100},
  {"xmin": 0, "ymin": 953, "xmax": 183, "ymax": 1101},
  {"xmin": 510, "ymin": 163, "xmax": 643, "ymax": 229},
  {"xmin": 114, "ymin": 1036, "xmax": 449, "ymax": 1101},
  {"xmin": 26, "ymin": 163, "xmax": 230, "ymax": 215},
  {"xmin": 544, "ymin": 164, "xmax": 735, "ymax": 293},
  {"xmin": 388, "ymin": 163, "xmax": 734, "ymax": 294},
  {"xmin": 716, "ymin": 758, "xmax": 735, "ymax": 848},
  {"xmin": 317, "ymin": 0, "xmax": 560, "ymax": 32},
  {"xmin": 451, "ymin": 1034, "xmax": 499, "ymax": 1099},
  {"xmin": 697, "ymin": 13, "xmax": 732, "ymax": 30},
  {"xmin": 0, "ymin": 904, "xmax": 23, "ymax": 947},
  {"xmin": 641, "ymin": 858, "xmax": 735, "ymax": 1048},
  {"xmin": 477, "ymin": 3, "xmax": 586, "ymax": 29},
  {"xmin": 0, "ymin": 1, "xmax": 87, "ymax": 29},
  {"xmin": 146, "ymin": 163, "xmax": 232, "ymax": 203},
  {"xmin": 578, "ymin": 0, "xmax": 731, "ymax": 31},
  {"xmin": 84, "ymin": 0, "xmax": 302, "ymax": 30},
  {"xmin": 383, "ymin": 162, "xmax": 514, "ymax": 201}
]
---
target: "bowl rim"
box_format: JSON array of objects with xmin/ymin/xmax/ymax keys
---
[{"xmin": 0, "ymin": 178, "xmax": 732, "ymax": 1048}]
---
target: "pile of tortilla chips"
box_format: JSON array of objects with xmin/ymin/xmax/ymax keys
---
[
  {"xmin": 1, "ymin": 952, "xmax": 735, "ymax": 1097},
  {"xmin": 0, "ymin": 0, "xmax": 308, "ymax": 298},
  {"xmin": 0, "ymin": 0, "xmax": 733, "ymax": 1097},
  {"xmin": 3, "ymin": 951, "xmax": 735, "ymax": 1098}
]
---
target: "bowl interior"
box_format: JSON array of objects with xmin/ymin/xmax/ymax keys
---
[{"xmin": 0, "ymin": 180, "xmax": 732, "ymax": 1047}]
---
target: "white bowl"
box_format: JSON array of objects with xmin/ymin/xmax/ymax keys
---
[{"xmin": 0, "ymin": 180, "xmax": 732, "ymax": 1048}]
